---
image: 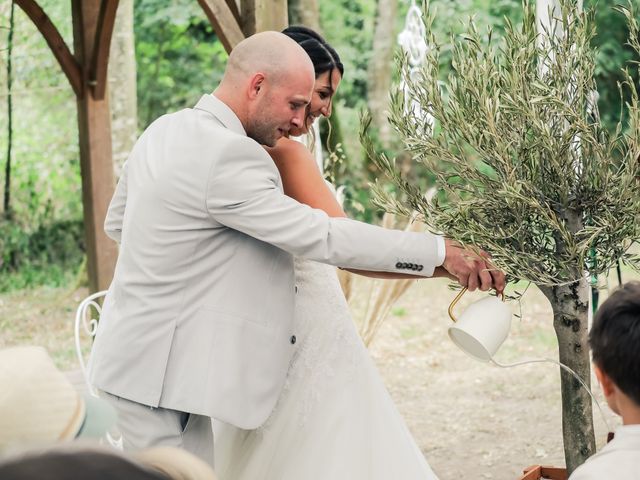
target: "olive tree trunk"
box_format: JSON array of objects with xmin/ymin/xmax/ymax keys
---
[{"xmin": 539, "ymin": 209, "xmax": 596, "ymax": 473}]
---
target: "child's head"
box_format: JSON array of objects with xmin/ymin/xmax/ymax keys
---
[{"xmin": 589, "ymin": 281, "xmax": 640, "ymax": 415}]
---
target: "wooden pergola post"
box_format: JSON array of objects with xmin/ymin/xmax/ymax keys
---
[
  {"xmin": 16, "ymin": 0, "xmax": 119, "ymax": 293},
  {"xmin": 241, "ymin": 0, "xmax": 288, "ymax": 35},
  {"xmin": 15, "ymin": 0, "xmax": 287, "ymax": 293},
  {"xmin": 72, "ymin": 0, "xmax": 119, "ymax": 293},
  {"xmin": 197, "ymin": 0, "xmax": 288, "ymax": 50}
]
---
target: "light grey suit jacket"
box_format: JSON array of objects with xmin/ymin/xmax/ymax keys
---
[{"xmin": 88, "ymin": 94, "xmax": 441, "ymax": 429}]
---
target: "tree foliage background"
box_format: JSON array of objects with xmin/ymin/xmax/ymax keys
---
[
  {"xmin": 362, "ymin": 0, "xmax": 640, "ymax": 470},
  {"xmin": 0, "ymin": 0, "xmax": 636, "ymax": 292}
]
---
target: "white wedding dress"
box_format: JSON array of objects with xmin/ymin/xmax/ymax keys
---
[{"xmin": 213, "ymin": 258, "xmax": 439, "ymax": 479}]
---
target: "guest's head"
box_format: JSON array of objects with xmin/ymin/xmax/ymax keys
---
[
  {"xmin": 134, "ymin": 446, "xmax": 218, "ymax": 480},
  {"xmin": 589, "ymin": 281, "xmax": 640, "ymax": 419},
  {"xmin": 215, "ymin": 31, "xmax": 315, "ymax": 147},
  {"xmin": 282, "ymin": 26, "xmax": 344, "ymax": 135},
  {"xmin": 0, "ymin": 346, "xmax": 116, "ymax": 452},
  {"xmin": 0, "ymin": 446, "xmax": 170, "ymax": 480},
  {"xmin": 0, "ymin": 444, "xmax": 218, "ymax": 480}
]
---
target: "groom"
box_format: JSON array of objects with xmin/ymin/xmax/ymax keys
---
[{"xmin": 89, "ymin": 31, "xmax": 504, "ymax": 465}]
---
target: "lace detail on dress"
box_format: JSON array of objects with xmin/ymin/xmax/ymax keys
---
[{"xmin": 258, "ymin": 258, "xmax": 366, "ymax": 433}]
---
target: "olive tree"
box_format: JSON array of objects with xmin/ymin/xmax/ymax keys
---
[{"xmin": 362, "ymin": 0, "xmax": 640, "ymax": 472}]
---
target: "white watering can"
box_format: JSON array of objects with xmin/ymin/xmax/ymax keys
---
[
  {"xmin": 447, "ymin": 287, "xmax": 511, "ymax": 362},
  {"xmin": 445, "ymin": 286, "xmax": 612, "ymax": 432}
]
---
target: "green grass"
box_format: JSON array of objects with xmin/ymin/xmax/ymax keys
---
[
  {"xmin": 400, "ymin": 324, "xmax": 424, "ymax": 340},
  {"xmin": 0, "ymin": 263, "xmax": 82, "ymax": 292},
  {"xmin": 0, "ymin": 282, "xmax": 88, "ymax": 370},
  {"xmin": 392, "ymin": 306, "xmax": 407, "ymax": 317}
]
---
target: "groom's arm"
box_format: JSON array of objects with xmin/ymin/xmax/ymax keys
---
[
  {"xmin": 269, "ymin": 139, "xmax": 449, "ymax": 280},
  {"xmin": 268, "ymin": 138, "xmax": 504, "ymax": 291},
  {"xmin": 104, "ymin": 160, "xmax": 129, "ymax": 244},
  {"xmin": 206, "ymin": 137, "xmax": 440, "ymax": 276},
  {"xmin": 104, "ymin": 127, "xmax": 150, "ymax": 245}
]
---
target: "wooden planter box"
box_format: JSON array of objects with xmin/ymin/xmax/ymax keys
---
[{"xmin": 518, "ymin": 465, "xmax": 567, "ymax": 480}]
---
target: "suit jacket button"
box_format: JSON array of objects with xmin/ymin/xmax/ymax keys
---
[
  {"xmin": 290, "ymin": 335, "xmax": 297, "ymax": 345},
  {"xmin": 395, "ymin": 262, "xmax": 402, "ymax": 269}
]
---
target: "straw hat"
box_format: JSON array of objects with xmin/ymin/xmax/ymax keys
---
[{"xmin": 0, "ymin": 346, "xmax": 117, "ymax": 451}]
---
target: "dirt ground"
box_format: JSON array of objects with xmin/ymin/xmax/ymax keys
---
[{"xmin": 1, "ymin": 271, "xmax": 634, "ymax": 479}]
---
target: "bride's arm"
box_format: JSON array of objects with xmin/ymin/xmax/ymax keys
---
[
  {"xmin": 266, "ymin": 138, "xmax": 454, "ymax": 281},
  {"xmin": 266, "ymin": 138, "xmax": 346, "ymax": 217}
]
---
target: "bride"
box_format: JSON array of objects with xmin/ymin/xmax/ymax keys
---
[{"xmin": 213, "ymin": 26, "xmax": 440, "ymax": 479}]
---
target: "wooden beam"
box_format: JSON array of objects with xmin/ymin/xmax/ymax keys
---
[
  {"xmin": 15, "ymin": 0, "xmax": 83, "ymax": 97},
  {"xmin": 197, "ymin": 0, "xmax": 245, "ymax": 53},
  {"xmin": 241, "ymin": 0, "xmax": 288, "ymax": 36},
  {"xmin": 540, "ymin": 467, "xmax": 568, "ymax": 480},
  {"xmin": 519, "ymin": 466, "xmax": 568, "ymax": 480},
  {"xmin": 224, "ymin": 0, "xmax": 241, "ymax": 25},
  {"xmin": 91, "ymin": 0, "xmax": 120, "ymax": 100},
  {"xmin": 72, "ymin": 0, "xmax": 118, "ymax": 293},
  {"xmin": 519, "ymin": 466, "xmax": 542, "ymax": 480}
]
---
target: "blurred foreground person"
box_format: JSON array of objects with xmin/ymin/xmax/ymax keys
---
[{"xmin": 0, "ymin": 444, "xmax": 217, "ymax": 480}]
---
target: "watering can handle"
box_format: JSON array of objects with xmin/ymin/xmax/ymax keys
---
[
  {"xmin": 447, "ymin": 287, "xmax": 505, "ymax": 323},
  {"xmin": 447, "ymin": 287, "xmax": 467, "ymax": 323}
]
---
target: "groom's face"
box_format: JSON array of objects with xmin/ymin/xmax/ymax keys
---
[{"xmin": 246, "ymin": 71, "xmax": 313, "ymax": 146}]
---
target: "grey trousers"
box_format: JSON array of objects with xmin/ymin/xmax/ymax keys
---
[{"xmin": 100, "ymin": 391, "xmax": 214, "ymax": 468}]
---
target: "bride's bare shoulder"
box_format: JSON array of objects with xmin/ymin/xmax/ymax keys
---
[
  {"xmin": 266, "ymin": 137, "xmax": 315, "ymax": 166},
  {"xmin": 263, "ymin": 137, "xmax": 345, "ymax": 217}
]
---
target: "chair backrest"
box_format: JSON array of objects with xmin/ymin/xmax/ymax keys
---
[
  {"xmin": 73, "ymin": 290, "xmax": 124, "ymax": 450},
  {"xmin": 74, "ymin": 290, "xmax": 108, "ymax": 395}
]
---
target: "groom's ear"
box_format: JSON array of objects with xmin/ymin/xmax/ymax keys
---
[{"xmin": 248, "ymin": 73, "xmax": 266, "ymax": 99}]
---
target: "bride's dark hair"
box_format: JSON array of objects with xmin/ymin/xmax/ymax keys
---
[
  {"xmin": 282, "ymin": 26, "xmax": 343, "ymax": 149},
  {"xmin": 282, "ymin": 26, "xmax": 344, "ymax": 80}
]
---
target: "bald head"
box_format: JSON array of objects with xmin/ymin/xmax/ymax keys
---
[
  {"xmin": 214, "ymin": 31, "xmax": 316, "ymax": 146},
  {"xmin": 222, "ymin": 31, "xmax": 314, "ymax": 88}
]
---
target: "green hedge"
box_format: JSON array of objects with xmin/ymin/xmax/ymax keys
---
[{"xmin": 0, "ymin": 219, "xmax": 85, "ymax": 292}]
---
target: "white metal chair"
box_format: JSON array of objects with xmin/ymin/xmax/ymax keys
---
[
  {"xmin": 73, "ymin": 290, "xmax": 123, "ymax": 449},
  {"xmin": 74, "ymin": 289, "xmax": 108, "ymax": 395}
]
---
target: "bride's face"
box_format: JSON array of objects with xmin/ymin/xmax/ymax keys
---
[{"xmin": 288, "ymin": 68, "xmax": 342, "ymax": 137}]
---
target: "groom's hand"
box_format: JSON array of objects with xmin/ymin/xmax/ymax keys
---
[{"xmin": 441, "ymin": 239, "xmax": 505, "ymax": 293}]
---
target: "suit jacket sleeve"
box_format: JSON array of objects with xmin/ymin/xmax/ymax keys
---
[
  {"xmin": 104, "ymin": 160, "xmax": 128, "ymax": 244},
  {"xmin": 205, "ymin": 137, "xmax": 440, "ymax": 276}
]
